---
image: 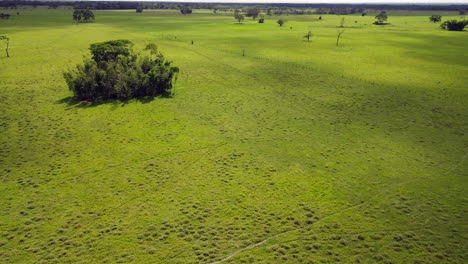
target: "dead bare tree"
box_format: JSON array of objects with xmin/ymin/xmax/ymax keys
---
[
  {"xmin": 336, "ymin": 29, "xmax": 345, "ymax": 47},
  {"xmin": 0, "ymin": 36, "xmax": 9, "ymax": 57}
]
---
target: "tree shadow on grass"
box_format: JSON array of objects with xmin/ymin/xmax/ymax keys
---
[{"xmin": 56, "ymin": 93, "xmax": 172, "ymax": 109}]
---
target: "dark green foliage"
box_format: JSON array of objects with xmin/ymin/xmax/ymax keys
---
[
  {"xmin": 374, "ymin": 11, "xmax": 388, "ymax": 25},
  {"xmin": 136, "ymin": 6, "xmax": 143, "ymax": 13},
  {"xmin": 63, "ymin": 40, "xmax": 179, "ymax": 101},
  {"xmin": 73, "ymin": 9, "xmax": 94, "ymax": 23},
  {"xmin": 429, "ymin": 15, "xmax": 442, "ymax": 23},
  {"xmin": 89, "ymin": 40, "xmax": 133, "ymax": 62},
  {"xmin": 179, "ymin": 6, "xmax": 192, "ymax": 15},
  {"xmin": 277, "ymin": 19, "xmax": 285, "ymax": 26},
  {"xmin": 440, "ymin": 20, "xmax": 468, "ymax": 31},
  {"xmin": 258, "ymin": 17, "xmax": 264, "ymax": 23}
]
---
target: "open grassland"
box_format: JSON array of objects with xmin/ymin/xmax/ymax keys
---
[{"xmin": 0, "ymin": 7, "xmax": 467, "ymax": 264}]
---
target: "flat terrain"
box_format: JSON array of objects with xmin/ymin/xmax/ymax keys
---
[{"xmin": 0, "ymin": 7, "xmax": 467, "ymax": 264}]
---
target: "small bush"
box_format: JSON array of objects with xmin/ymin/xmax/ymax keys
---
[
  {"xmin": 64, "ymin": 40, "xmax": 179, "ymax": 101},
  {"xmin": 440, "ymin": 20, "xmax": 468, "ymax": 31}
]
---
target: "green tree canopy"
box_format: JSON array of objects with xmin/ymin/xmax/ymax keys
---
[{"xmin": 64, "ymin": 40, "xmax": 179, "ymax": 101}]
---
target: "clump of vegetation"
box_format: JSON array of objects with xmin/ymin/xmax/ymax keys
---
[
  {"xmin": 0, "ymin": 13, "xmax": 11, "ymax": 19},
  {"xmin": 136, "ymin": 6, "xmax": 143, "ymax": 13},
  {"xmin": 429, "ymin": 14, "xmax": 442, "ymax": 23},
  {"xmin": 277, "ymin": 19, "xmax": 285, "ymax": 26},
  {"xmin": 63, "ymin": 40, "xmax": 179, "ymax": 101},
  {"xmin": 72, "ymin": 9, "xmax": 95, "ymax": 23},
  {"xmin": 0, "ymin": 35, "xmax": 9, "ymax": 57},
  {"xmin": 179, "ymin": 6, "xmax": 192, "ymax": 15},
  {"xmin": 374, "ymin": 11, "xmax": 388, "ymax": 25},
  {"xmin": 440, "ymin": 20, "xmax": 468, "ymax": 31}
]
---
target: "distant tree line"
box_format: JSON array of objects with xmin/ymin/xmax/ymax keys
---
[
  {"xmin": 0, "ymin": 13, "xmax": 11, "ymax": 19},
  {"xmin": 1, "ymin": 1, "xmax": 467, "ymax": 12},
  {"xmin": 64, "ymin": 40, "xmax": 179, "ymax": 101}
]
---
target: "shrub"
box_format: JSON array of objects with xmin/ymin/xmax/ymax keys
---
[
  {"xmin": 63, "ymin": 40, "xmax": 179, "ymax": 101},
  {"xmin": 440, "ymin": 20, "xmax": 468, "ymax": 31},
  {"xmin": 258, "ymin": 17, "xmax": 264, "ymax": 23},
  {"xmin": 429, "ymin": 15, "xmax": 442, "ymax": 23}
]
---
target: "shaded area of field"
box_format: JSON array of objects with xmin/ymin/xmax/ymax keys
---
[{"xmin": 0, "ymin": 7, "xmax": 467, "ymax": 264}]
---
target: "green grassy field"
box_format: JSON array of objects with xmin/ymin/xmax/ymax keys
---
[{"xmin": 0, "ymin": 7, "xmax": 467, "ymax": 264}]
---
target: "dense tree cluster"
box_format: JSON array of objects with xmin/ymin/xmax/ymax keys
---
[
  {"xmin": 440, "ymin": 20, "xmax": 468, "ymax": 31},
  {"xmin": 73, "ymin": 9, "xmax": 95, "ymax": 23},
  {"xmin": 63, "ymin": 40, "xmax": 179, "ymax": 101}
]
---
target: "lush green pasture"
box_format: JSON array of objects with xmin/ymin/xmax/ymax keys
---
[{"xmin": 0, "ymin": 7, "xmax": 467, "ymax": 264}]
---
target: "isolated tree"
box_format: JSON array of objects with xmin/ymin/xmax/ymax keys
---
[
  {"xmin": 429, "ymin": 15, "xmax": 442, "ymax": 23},
  {"xmin": 0, "ymin": 36, "xmax": 10, "ymax": 57},
  {"xmin": 246, "ymin": 7, "xmax": 260, "ymax": 20},
  {"xmin": 277, "ymin": 19, "xmax": 285, "ymax": 26},
  {"xmin": 440, "ymin": 20, "xmax": 468, "ymax": 31},
  {"xmin": 258, "ymin": 16, "xmax": 265, "ymax": 23},
  {"xmin": 234, "ymin": 10, "xmax": 244, "ymax": 24},
  {"xmin": 136, "ymin": 6, "xmax": 143, "ymax": 13},
  {"xmin": 73, "ymin": 9, "xmax": 94, "ymax": 23},
  {"xmin": 64, "ymin": 40, "xmax": 179, "ymax": 101},
  {"xmin": 318, "ymin": 16, "xmax": 322, "ymax": 20},
  {"xmin": 361, "ymin": 12, "xmax": 366, "ymax": 16},
  {"xmin": 340, "ymin": 17, "xmax": 345, "ymax": 27},
  {"xmin": 179, "ymin": 6, "xmax": 192, "ymax": 15},
  {"xmin": 375, "ymin": 11, "xmax": 388, "ymax": 25},
  {"xmin": 303, "ymin": 31, "xmax": 313, "ymax": 42},
  {"xmin": 336, "ymin": 29, "xmax": 345, "ymax": 47}
]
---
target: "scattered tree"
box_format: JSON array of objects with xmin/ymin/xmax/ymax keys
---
[
  {"xmin": 0, "ymin": 36, "xmax": 10, "ymax": 57},
  {"xmin": 73, "ymin": 9, "xmax": 95, "ymax": 23},
  {"xmin": 179, "ymin": 6, "xmax": 192, "ymax": 15},
  {"xmin": 336, "ymin": 29, "xmax": 345, "ymax": 47},
  {"xmin": 429, "ymin": 14, "xmax": 442, "ymax": 23},
  {"xmin": 234, "ymin": 10, "xmax": 244, "ymax": 24},
  {"xmin": 258, "ymin": 16, "xmax": 265, "ymax": 23},
  {"xmin": 303, "ymin": 31, "xmax": 313, "ymax": 42},
  {"xmin": 64, "ymin": 40, "xmax": 179, "ymax": 101},
  {"xmin": 318, "ymin": 16, "xmax": 322, "ymax": 20},
  {"xmin": 246, "ymin": 7, "xmax": 260, "ymax": 20},
  {"xmin": 361, "ymin": 12, "xmax": 366, "ymax": 16},
  {"xmin": 136, "ymin": 6, "xmax": 143, "ymax": 13},
  {"xmin": 277, "ymin": 19, "xmax": 285, "ymax": 26},
  {"xmin": 440, "ymin": 20, "xmax": 468, "ymax": 31},
  {"xmin": 374, "ymin": 11, "xmax": 388, "ymax": 25}
]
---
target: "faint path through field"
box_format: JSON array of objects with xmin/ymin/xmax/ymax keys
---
[{"xmin": 210, "ymin": 152, "xmax": 467, "ymax": 264}]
